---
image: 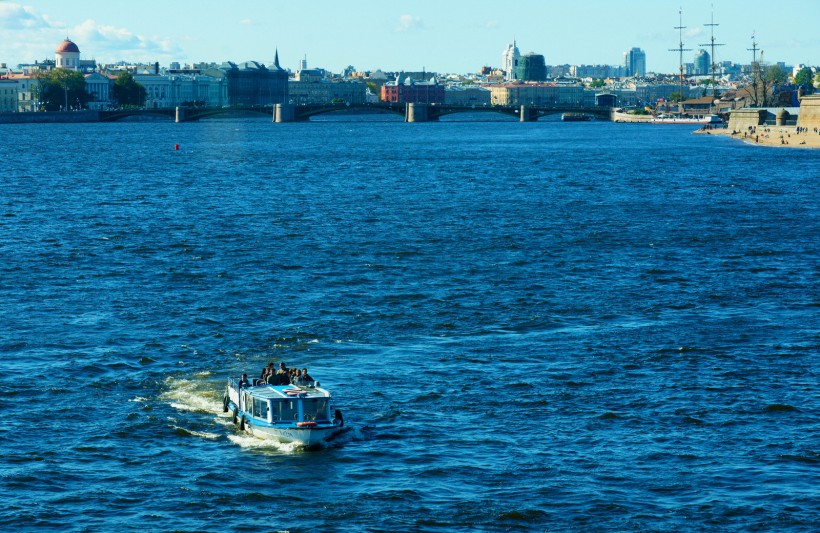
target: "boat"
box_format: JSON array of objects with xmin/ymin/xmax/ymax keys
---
[
  {"xmin": 561, "ymin": 113, "xmax": 592, "ymax": 122},
  {"xmin": 612, "ymin": 108, "xmax": 723, "ymax": 125},
  {"xmin": 650, "ymin": 113, "xmax": 723, "ymax": 125},
  {"xmin": 223, "ymin": 376, "xmax": 344, "ymax": 448}
]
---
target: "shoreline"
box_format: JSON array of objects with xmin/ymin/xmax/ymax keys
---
[{"xmin": 695, "ymin": 125, "xmax": 820, "ymax": 149}]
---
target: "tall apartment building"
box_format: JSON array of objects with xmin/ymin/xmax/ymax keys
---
[{"xmin": 624, "ymin": 47, "xmax": 647, "ymax": 77}]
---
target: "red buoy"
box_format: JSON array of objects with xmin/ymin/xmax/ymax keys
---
[{"xmin": 174, "ymin": 144, "xmax": 179, "ymax": 150}]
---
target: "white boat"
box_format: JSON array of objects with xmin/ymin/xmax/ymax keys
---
[
  {"xmin": 650, "ymin": 113, "xmax": 723, "ymax": 125},
  {"xmin": 612, "ymin": 108, "xmax": 723, "ymax": 125},
  {"xmin": 223, "ymin": 377, "xmax": 344, "ymax": 448}
]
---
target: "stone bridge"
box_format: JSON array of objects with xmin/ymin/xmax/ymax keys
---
[{"xmin": 95, "ymin": 103, "xmax": 612, "ymax": 123}]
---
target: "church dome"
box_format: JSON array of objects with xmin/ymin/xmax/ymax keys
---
[{"xmin": 56, "ymin": 39, "xmax": 80, "ymax": 54}]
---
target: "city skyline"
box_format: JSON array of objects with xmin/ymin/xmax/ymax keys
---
[{"xmin": 1, "ymin": 0, "xmax": 818, "ymax": 75}]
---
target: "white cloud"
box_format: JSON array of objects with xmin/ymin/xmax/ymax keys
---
[
  {"xmin": 0, "ymin": 2, "xmax": 58, "ymax": 29},
  {"xmin": 0, "ymin": 4, "xmax": 180, "ymax": 63},
  {"xmin": 70, "ymin": 19, "xmax": 181, "ymax": 60},
  {"xmin": 239, "ymin": 18, "xmax": 257, "ymax": 26},
  {"xmin": 686, "ymin": 27, "xmax": 704, "ymax": 39},
  {"xmin": 395, "ymin": 14, "xmax": 423, "ymax": 33}
]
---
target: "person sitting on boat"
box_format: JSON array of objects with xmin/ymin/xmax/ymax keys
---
[
  {"xmin": 260, "ymin": 362, "xmax": 274, "ymax": 384},
  {"xmin": 238, "ymin": 373, "xmax": 250, "ymax": 389},
  {"xmin": 292, "ymin": 368, "xmax": 314, "ymax": 387},
  {"xmin": 275, "ymin": 362, "xmax": 289, "ymax": 384}
]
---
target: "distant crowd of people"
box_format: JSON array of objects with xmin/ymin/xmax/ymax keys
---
[{"xmin": 238, "ymin": 362, "xmax": 315, "ymax": 388}]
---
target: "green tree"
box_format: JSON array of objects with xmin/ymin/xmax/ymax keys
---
[
  {"xmin": 33, "ymin": 69, "xmax": 88, "ymax": 111},
  {"xmin": 112, "ymin": 72, "xmax": 147, "ymax": 107},
  {"xmin": 793, "ymin": 67, "xmax": 815, "ymax": 94},
  {"xmin": 669, "ymin": 92, "xmax": 683, "ymax": 102},
  {"xmin": 766, "ymin": 64, "xmax": 788, "ymax": 85},
  {"xmin": 589, "ymin": 79, "xmax": 605, "ymax": 88}
]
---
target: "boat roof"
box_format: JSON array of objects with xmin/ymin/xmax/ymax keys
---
[{"xmin": 245, "ymin": 383, "xmax": 331, "ymax": 399}]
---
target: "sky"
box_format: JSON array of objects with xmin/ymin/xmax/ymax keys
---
[{"xmin": 1, "ymin": 0, "xmax": 818, "ymax": 75}]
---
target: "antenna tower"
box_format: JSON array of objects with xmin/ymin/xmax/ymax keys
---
[
  {"xmin": 699, "ymin": 7, "xmax": 725, "ymax": 97},
  {"xmin": 669, "ymin": 9, "xmax": 691, "ymax": 114}
]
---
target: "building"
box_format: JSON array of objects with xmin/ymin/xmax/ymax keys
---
[
  {"xmin": 0, "ymin": 79, "xmax": 17, "ymax": 112},
  {"xmin": 85, "ymin": 72, "xmax": 114, "ymax": 109},
  {"xmin": 634, "ymin": 83, "xmax": 692, "ymax": 105},
  {"xmin": 515, "ymin": 53, "xmax": 547, "ymax": 82},
  {"xmin": 133, "ymin": 71, "xmax": 228, "ymax": 108},
  {"xmin": 694, "ymin": 50, "xmax": 711, "ymax": 76},
  {"xmin": 55, "ymin": 38, "xmax": 80, "ymax": 70},
  {"xmin": 380, "ymin": 73, "xmax": 445, "ymax": 104},
  {"xmin": 624, "ymin": 47, "xmax": 646, "ymax": 77},
  {"xmin": 215, "ymin": 52, "xmax": 288, "ymax": 107},
  {"xmin": 502, "ymin": 41, "xmax": 520, "ymax": 81},
  {"xmin": 444, "ymin": 85, "xmax": 491, "ymax": 106},
  {"xmin": 289, "ymin": 75, "xmax": 367, "ymax": 105},
  {"xmin": 571, "ymin": 65, "xmax": 616, "ymax": 79},
  {"xmin": 5, "ymin": 73, "xmax": 38, "ymax": 111},
  {"xmin": 489, "ymin": 82, "xmax": 584, "ymax": 106}
]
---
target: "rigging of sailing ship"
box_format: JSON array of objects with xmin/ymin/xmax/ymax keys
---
[{"xmin": 669, "ymin": 8, "xmax": 691, "ymax": 116}]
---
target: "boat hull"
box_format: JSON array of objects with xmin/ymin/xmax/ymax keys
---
[{"xmin": 227, "ymin": 401, "xmax": 342, "ymax": 448}]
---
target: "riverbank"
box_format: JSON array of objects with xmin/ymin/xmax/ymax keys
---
[{"xmin": 695, "ymin": 125, "xmax": 820, "ymax": 148}]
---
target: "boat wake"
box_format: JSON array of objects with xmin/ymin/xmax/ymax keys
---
[
  {"xmin": 226, "ymin": 433, "xmax": 303, "ymax": 453},
  {"xmin": 161, "ymin": 376, "xmax": 223, "ymax": 414}
]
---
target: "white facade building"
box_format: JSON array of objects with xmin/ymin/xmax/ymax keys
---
[
  {"xmin": 56, "ymin": 39, "xmax": 81, "ymax": 70},
  {"xmin": 502, "ymin": 41, "xmax": 521, "ymax": 81},
  {"xmin": 85, "ymin": 73, "xmax": 113, "ymax": 109}
]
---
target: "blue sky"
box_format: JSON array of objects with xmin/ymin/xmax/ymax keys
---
[{"xmin": 1, "ymin": 0, "xmax": 817, "ymax": 74}]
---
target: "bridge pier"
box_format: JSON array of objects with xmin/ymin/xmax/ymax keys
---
[
  {"xmin": 405, "ymin": 103, "xmax": 430, "ymax": 123},
  {"xmin": 274, "ymin": 103, "xmax": 295, "ymax": 123},
  {"xmin": 520, "ymin": 105, "xmax": 536, "ymax": 122},
  {"xmin": 175, "ymin": 106, "xmax": 187, "ymax": 123}
]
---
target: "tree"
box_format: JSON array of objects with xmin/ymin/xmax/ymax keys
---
[
  {"xmin": 32, "ymin": 69, "xmax": 88, "ymax": 111},
  {"xmin": 669, "ymin": 92, "xmax": 683, "ymax": 102},
  {"xmin": 793, "ymin": 67, "xmax": 815, "ymax": 94},
  {"xmin": 766, "ymin": 65, "xmax": 788, "ymax": 85},
  {"xmin": 589, "ymin": 79, "xmax": 606, "ymax": 89},
  {"xmin": 112, "ymin": 72, "xmax": 147, "ymax": 107}
]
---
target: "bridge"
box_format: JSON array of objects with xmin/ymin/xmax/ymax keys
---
[{"xmin": 98, "ymin": 103, "xmax": 613, "ymax": 123}]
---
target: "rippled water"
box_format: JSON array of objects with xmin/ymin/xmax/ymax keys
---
[{"xmin": 1, "ymin": 117, "xmax": 818, "ymax": 532}]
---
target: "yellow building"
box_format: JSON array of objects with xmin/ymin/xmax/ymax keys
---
[{"xmin": 489, "ymin": 82, "xmax": 584, "ymax": 107}]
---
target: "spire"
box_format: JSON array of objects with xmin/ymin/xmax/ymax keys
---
[{"xmin": 274, "ymin": 49, "xmax": 280, "ymax": 69}]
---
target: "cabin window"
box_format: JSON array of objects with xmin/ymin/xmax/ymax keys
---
[
  {"xmin": 273, "ymin": 400, "xmax": 297, "ymax": 421},
  {"xmin": 253, "ymin": 398, "xmax": 269, "ymax": 420},
  {"xmin": 302, "ymin": 398, "xmax": 329, "ymax": 421}
]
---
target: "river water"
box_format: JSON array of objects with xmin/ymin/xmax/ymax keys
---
[{"xmin": 1, "ymin": 115, "xmax": 818, "ymax": 532}]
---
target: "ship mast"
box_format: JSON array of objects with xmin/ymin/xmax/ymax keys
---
[
  {"xmin": 699, "ymin": 6, "xmax": 725, "ymax": 98},
  {"xmin": 669, "ymin": 8, "xmax": 691, "ymax": 115},
  {"xmin": 747, "ymin": 32, "xmax": 761, "ymax": 107}
]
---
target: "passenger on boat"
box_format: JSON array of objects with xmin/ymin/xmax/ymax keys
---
[
  {"xmin": 238, "ymin": 373, "xmax": 250, "ymax": 388},
  {"xmin": 260, "ymin": 362, "xmax": 274, "ymax": 384},
  {"xmin": 292, "ymin": 368, "xmax": 314, "ymax": 386},
  {"xmin": 275, "ymin": 362, "xmax": 289, "ymax": 383}
]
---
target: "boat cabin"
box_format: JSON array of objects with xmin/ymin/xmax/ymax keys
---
[{"xmin": 227, "ymin": 377, "xmax": 333, "ymax": 426}]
